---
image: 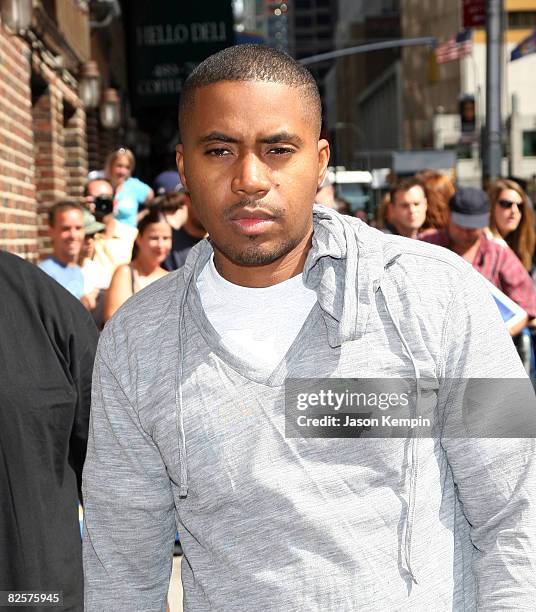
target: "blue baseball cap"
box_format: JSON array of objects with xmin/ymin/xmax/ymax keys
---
[
  {"xmin": 153, "ymin": 171, "xmax": 183, "ymax": 195},
  {"xmin": 449, "ymin": 187, "xmax": 490, "ymax": 229}
]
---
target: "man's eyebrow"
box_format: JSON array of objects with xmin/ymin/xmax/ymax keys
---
[
  {"xmin": 259, "ymin": 132, "xmax": 304, "ymax": 146},
  {"xmin": 199, "ymin": 132, "xmax": 240, "ymax": 144}
]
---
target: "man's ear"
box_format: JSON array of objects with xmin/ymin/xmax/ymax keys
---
[
  {"xmin": 317, "ymin": 139, "xmax": 330, "ymax": 187},
  {"xmin": 176, "ymin": 145, "xmax": 189, "ymax": 194}
]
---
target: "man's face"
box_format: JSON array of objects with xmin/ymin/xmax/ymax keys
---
[
  {"xmin": 177, "ymin": 80, "xmax": 329, "ymax": 273},
  {"xmin": 390, "ymin": 185, "xmax": 427, "ymax": 234},
  {"xmin": 447, "ymin": 217, "xmax": 483, "ymax": 250},
  {"xmin": 86, "ymin": 180, "xmax": 114, "ymax": 218},
  {"xmin": 49, "ymin": 209, "xmax": 85, "ymax": 262}
]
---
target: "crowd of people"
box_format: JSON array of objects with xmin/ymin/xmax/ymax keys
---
[
  {"xmin": 37, "ymin": 147, "xmax": 207, "ymax": 330},
  {"xmin": 326, "ymin": 172, "xmax": 536, "ymax": 372}
]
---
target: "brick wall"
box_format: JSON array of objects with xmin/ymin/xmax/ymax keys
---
[
  {"xmin": 64, "ymin": 106, "xmax": 88, "ymax": 200},
  {"xmin": 86, "ymin": 110, "xmax": 120, "ymax": 174},
  {"xmin": 0, "ymin": 30, "xmax": 38, "ymax": 260},
  {"xmin": 0, "ymin": 24, "xmax": 89, "ymax": 261}
]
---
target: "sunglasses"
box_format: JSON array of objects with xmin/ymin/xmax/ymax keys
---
[{"xmin": 497, "ymin": 199, "xmax": 523, "ymax": 211}]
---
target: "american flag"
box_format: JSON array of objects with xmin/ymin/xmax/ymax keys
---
[{"xmin": 435, "ymin": 29, "xmax": 473, "ymax": 64}]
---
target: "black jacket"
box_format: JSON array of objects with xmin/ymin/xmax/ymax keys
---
[{"xmin": 0, "ymin": 251, "xmax": 98, "ymax": 611}]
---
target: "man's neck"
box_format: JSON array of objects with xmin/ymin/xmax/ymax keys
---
[
  {"xmin": 393, "ymin": 223, "xmax": 418, "ymax": 239},
  {"xmin": 450, "ymin": 237, "xmax": 481, "ymax": 263},
  {"xmin": 53, "ymin": 253, "xmax": 77, "ymax": 267},
  {"xmin": 213, "ymin": 231, "xmax": 312, "ymax": 288}
]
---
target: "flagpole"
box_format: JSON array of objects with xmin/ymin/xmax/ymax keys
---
[{"xmin": 484, "ymin": 0, "xmax": 503, "ymax": 185}]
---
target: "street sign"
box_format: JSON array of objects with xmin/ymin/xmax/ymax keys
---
[
  {"xmin": 462, "ymin": 0, "xmax": 486, "ymax": 29},
  {"xmin": 125, "ymin": 1, "xmax": 235, "ymax": 109}
]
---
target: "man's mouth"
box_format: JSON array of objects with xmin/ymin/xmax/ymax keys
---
[
  {"xmin": 230, "ymin": 208, "xmax": 276, "ymax": 221},
  {"xmin": 229, "ymin": 208, "xmax": 278, "ymax": 235}
]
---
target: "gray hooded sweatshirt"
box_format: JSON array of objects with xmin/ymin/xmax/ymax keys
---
[{"xmin": 83, "ymin": 206, "xmax": 536, "ymax": 611}]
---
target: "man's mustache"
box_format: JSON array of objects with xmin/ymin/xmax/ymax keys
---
[{"xmin": 224, "ymin": 200, "xmax": 286, "ymax": 220}]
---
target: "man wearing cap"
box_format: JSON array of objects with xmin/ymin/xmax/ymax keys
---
[
  {"xmin": 152, "ymin": 168, "xmax": 208, "ymax": 270},
  {"xmin": 152, "ymin": 169, "xmax": 188, "ymax": 230},
  {"xmin": 162, "ymin": 192, "xmax": 207, "ymax": 271},
  {"xmin": 153, "ymin": 169, "xmax": 182, "ymax": 196},
  {"xmin": 421, "ymin": 186, "xmax": 536, "ymax": 335},
  {"xmin": 79, "ymin": 209, "xmax": 107, "ymax": 323}
]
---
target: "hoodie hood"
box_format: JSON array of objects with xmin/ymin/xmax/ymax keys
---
[
  {"xmin": 304, "ymin": 205, "xmax": 401, "ymax": 347},
  {"xmin": 181, "ymin": 204, "xmax": 403, "ymax": 350}
]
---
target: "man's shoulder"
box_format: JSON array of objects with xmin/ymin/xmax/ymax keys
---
[
  {"xmin": 481, "ymin": 233, "xmax": 516, "ymax": 259},
  {"xmin": 361, "ymin": 224, "xmax": 468, "ymax": 274},
  {"xmin": 479, "ymin": 234, "xmax": 528, "ymax": 277},
  {"xmin": 38, "ymin": 256, "xmax": 57, "ymax": 271},
  {"xmin": 1, "ymin": 251, "xmax": 96, "ymax": 330},
  {"xmin": 417, "ymin": 228, "xmax": 449, "ymax": 247},
  {"xmin": 2, "ymin": 250, "xmax": 45, "ymax": 279},
  {"xmin": 172, "ymin": 227, "xmax": 202, "ymax": 249},
  {"xmin": 39, "ymin": 257, "xmax": 82, "ymax": 274}
]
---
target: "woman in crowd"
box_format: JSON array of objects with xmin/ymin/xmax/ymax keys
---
[
  {"xmin": 103, "ymin": 208, "xmax": 172, "ymax": 322},
  {"xmin": 488, "ymin": 178, "xmax": 535, "ymax": 272},
  {"xmin": 373, "ymin": 193, "xmax": 392, "ymax": 229},
  {"xmin": 416, "ymin": 169, "xmax": 454, "ymax": 229},
  {"xmin": 105, "ymin": 148, "xmax": 154, "ymax": 228}
]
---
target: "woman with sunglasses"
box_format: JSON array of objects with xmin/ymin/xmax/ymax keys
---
[
  {"xmin": 489, "ymin": 179, "xmax": 536, "ymax": 375},
  {"xmin": 488, "ymin": 179, "xmax": 535, "ymax": 272}
]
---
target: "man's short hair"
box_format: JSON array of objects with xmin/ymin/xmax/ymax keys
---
[
  {"xmin": 48, "ymin": 201, "xmax": 84, "ymax": 227},
  {"xmin": 84, "ymin": 178, "xmax": 113, "ymax": 198},
  {"xmin": 389, "ymin": 177, "xmax": 425, "ymax": 204},
  {"xmin": 179, "ymin": 44, "xmax": 322, "ymax": 138}
]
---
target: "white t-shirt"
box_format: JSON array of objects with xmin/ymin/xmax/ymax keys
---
[{"xmin": 197, "ymin": 256, "xmax": 317, "ymax": 371}]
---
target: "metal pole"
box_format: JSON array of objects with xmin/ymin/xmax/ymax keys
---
[
  {"xmin": 298, "ymin": 37, "xmax": 437, "ymax": 66},
  {"xmin": 485, "ymin": 0, "xmax": 503, "ymax": 184}
]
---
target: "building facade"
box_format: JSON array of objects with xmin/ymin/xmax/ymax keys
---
[
  {"xmin": 402, "ymin": 0, "xmax": 536, "ymax": 187},
  {"xmin": 325, "ymin": 0, "xmax": 401, "ymax": 167},
  {"xmin": 0, "ymin": 0, "xmax": 123, "ymax": 261}
]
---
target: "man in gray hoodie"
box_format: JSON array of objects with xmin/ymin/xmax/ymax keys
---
[{"xmin": 83, "ymin": 45, "xmax": 536, "ymax": 611}]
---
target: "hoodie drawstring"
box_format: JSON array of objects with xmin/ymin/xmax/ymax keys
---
[
  {"xmin": 380, "ymin": 284, "xmax": 421, "ymax": 586},
  {"xmin": 176, "ymin": 271, "xmax": 195, "ymax": 498}
]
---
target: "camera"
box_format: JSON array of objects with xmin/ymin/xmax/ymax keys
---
[{"xmin": 93, "ymin": 196, "xmax": 114, "ymax": 220}]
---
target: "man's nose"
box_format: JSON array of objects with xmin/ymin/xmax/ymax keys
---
[{"xmin": 232, "ymin": 153, "xmax": 271, "ymax": 198}]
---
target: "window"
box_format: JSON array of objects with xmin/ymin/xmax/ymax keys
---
[
  {"xmin": 295, "ymin": 16, "xmax": 313, "ymax": 27},
  {"xmin": 523, "ymin": 130, "xmax": 536, "ymax": 157},
  {"xmin": 444, "ymin": 143, "xmax": 472, "ymax": 160}
]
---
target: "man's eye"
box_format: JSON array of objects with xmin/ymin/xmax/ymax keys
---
[
  {"xmin": 206, "ymin": 148, "xmax": 230, "ymax": 157},
  {"xmin": 269, "ymin": 147, "xmax": 294, "ymax": 155}
]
